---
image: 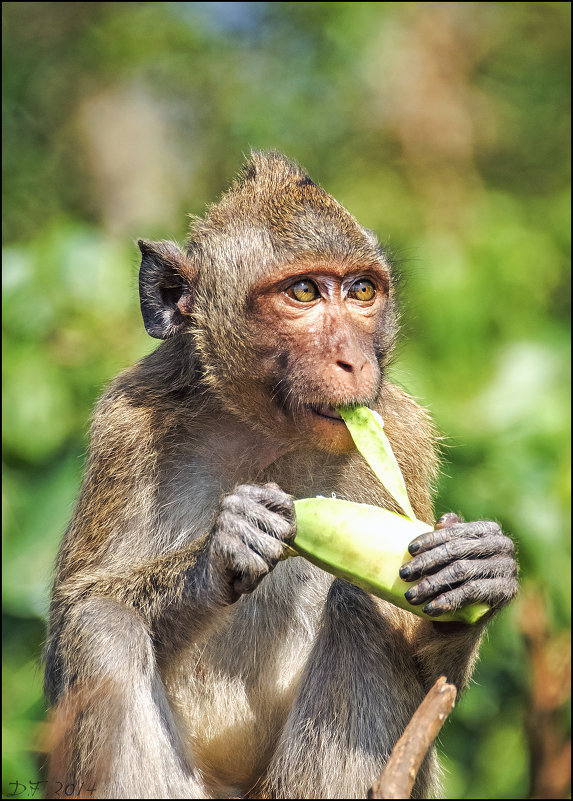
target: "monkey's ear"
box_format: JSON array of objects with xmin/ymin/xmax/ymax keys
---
[{"xmin": 138, "ymin": 240, "xmax": 196, "ymax": 339}]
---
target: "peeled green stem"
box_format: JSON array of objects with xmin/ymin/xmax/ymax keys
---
[
  {"xmin": 293, "ymin": 497, "xmax": 489, "ymax": 625},
  {"xmin": 338, "ymin": 406, "xmax": 416, "ymax": 520}
]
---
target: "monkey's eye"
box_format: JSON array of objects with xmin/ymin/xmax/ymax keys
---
[
  {"xmin": 348, "ymin": 279, "xmax": 376, "ymax": 302},
  {"xmin": 288, "ymin": 280, "xmax": 320, "ymax": 302}
]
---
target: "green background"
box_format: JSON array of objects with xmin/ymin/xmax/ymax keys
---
[{"xmin": 2, "ymin": 3, "xmax": 570, "ymax": 798}]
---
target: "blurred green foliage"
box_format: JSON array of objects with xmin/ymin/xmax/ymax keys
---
[{"xmin": 2, "ymin": 2, "xmax": 570, "ymax": 798}]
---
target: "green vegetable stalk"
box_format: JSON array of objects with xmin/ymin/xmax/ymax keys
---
[{"xmin": 290, "ymin": 406, "xmax": 489, "ymax": 625}]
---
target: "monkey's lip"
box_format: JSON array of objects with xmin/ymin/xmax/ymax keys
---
[{"xmin": 307, "ymin": 404, "xmax": 344, "ymax": 421}]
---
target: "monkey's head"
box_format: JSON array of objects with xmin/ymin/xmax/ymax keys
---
[{"xmin": 139, "ymin": 151, "xmax": 397, "ymax": 453}]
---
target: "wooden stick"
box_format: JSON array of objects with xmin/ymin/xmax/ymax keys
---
[{"xmin": 368, "ymin": 676, "xmax": 457, "ymax": 799}]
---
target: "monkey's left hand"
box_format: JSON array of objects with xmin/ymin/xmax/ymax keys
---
[{"xmin": 398, "ymin": 513, "xmax": 518, "ymax": 618}]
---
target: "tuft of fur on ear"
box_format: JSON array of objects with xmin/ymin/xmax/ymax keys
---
[{"xmin": 138, "ymin": 240, "xmax": 196, "ymax": 339}]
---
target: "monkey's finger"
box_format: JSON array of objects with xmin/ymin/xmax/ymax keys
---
[
  {"xmin": 243, "ymin": 526, "xmax": 292, "ymax": 566},
  {"xmin": 218, "ymin": 513, "xmax": 290, "ymax": 565},
  {"xmin": 421, "ymin": 576, "xmax": 519, "ymax": 616},
  {"xmin": 221, "ymin": 492, "xmax": 295, "ymax": 542},
  {"xmin": 233, "ymin": 483, "xmax": 295, "ymax": 521},
  {"xmin": 263, "ymin": 481, "xmax": 283, "ymax": 493},
  {"xmin": 231, "ymin": 552, "xmax": 271, "ymax": 596},
  {"xmin": 233, "ymin": 483, "xmax": 289, "ymax": 507},
  {"xmin": 407, "ymin": 521, "xmax": 503, "ymax": 556},
  {"xmin": 211, "ymin": 529, "xmax": 271, "ymax": 593},
  {"xmin": 250, "ymin": 506, "xmax": 295, "ymax": 542},
  {"xmin": 434, "ymin": 512, "xmax": 463, "ymax": 529},
  {"xmin": 404, "ymin": 555, "xmax": 517, "ymax": 605},
  {"xmin": 251, "ymin": 507, "xmax": 296, "ymax": 544},
  {"xmin": 213, "ymin": 520, "xmax": 284, "ymax": 583},
  {"xmin": 400, "ymin": 534, "xmax": 514, "ymax": 581}
]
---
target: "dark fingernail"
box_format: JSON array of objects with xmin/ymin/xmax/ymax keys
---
[
  {"xmin": 404, "ymin": 588, "xmax": 416, "ymax": 601},
  {"xmin": 399, "ymin": 565, "xmax": 411, "ymax": 580},
  {"xmin": 408, "ymin": 541, "xmax": 420, "ymax": 555},
  {"xmin": 423, "ymin": 603, "xmax": 437, "ymax": 616}
]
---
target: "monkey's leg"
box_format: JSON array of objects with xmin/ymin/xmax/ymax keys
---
[
  {"xmin": 46, "ymin": 597, "xmax": 206, "ymax": 800},
  {"xmin": 261, "ymin": 580, "xmax": 439, "ymax": 800}
]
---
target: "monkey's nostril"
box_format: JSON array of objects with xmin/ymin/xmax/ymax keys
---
[{"xmin": 337, "ymin": 361, "xmax": 353, "ymax": 373}]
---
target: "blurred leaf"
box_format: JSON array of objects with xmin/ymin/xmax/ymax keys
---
[{"xmin": 2, "ymin": 455, "xmax": 82, "ymax": 619}]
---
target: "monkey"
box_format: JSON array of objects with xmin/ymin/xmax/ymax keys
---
[{"xmin": 43, "ymin": 151, "xmax": 518, "ymax": 800}]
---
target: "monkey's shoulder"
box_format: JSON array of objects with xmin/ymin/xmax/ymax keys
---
[{"xmin": 89, "ymin": 350, "xmax": 201, "ymax": 447}]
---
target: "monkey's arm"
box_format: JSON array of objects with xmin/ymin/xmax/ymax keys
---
[
  {"xmin": 401, "ymin": 514, "xmax": 519, "ymax": 691},
  {"xmin": 54, "ymin": 483, "xmax": 295, "ymax": 653}
]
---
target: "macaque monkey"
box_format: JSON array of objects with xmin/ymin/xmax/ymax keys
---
[{"xmin": 44, "ymin": 151, "xmax": 518, "ymax": 799}]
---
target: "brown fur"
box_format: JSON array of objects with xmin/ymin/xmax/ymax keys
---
[{"xmin": 44, "ymin": 152, "xmax": 487, "ymax": 799}]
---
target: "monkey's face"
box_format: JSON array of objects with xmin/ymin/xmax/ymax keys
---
[
  {"xmin": 138, "ymin": 153, "xmax": 398, "ymax": 455},
  {"xmin": 246, "ymin": 258, "xmax": 391, "ymax": 453}
]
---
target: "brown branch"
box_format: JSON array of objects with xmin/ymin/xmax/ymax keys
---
[
  {"xmin": 517, "ymin": 589, "xmax": 571, "ymax": 799},
  {"xmin": 368, "ymin": 676, "xmax": 457, "ymax": 799}
]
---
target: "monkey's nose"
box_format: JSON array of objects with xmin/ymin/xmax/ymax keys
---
[
  {"xmin": 335, "ymin": 356, "xmax": 368, "ymax": 375},
  {"xmin": 327, "ymin": 357, "xmax": 374, "ymax": 397}
]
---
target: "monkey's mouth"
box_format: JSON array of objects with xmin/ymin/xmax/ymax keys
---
[
  {"xmin": 307, "ymin": 404, "xmax": 344, "ymax": 421},
  {"xmin": 298, "ymin": 403, "xmax": 355, "ymax": 452}
]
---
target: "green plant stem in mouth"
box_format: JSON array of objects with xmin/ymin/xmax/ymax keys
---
[{"xmin": 337, "ymin": 405, "xmax": 416, "ymax": 520}]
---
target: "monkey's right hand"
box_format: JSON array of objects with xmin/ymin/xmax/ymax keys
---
[{"xmin": 206, "ymin": 483, "xmax": 296, "ymax": 603}]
